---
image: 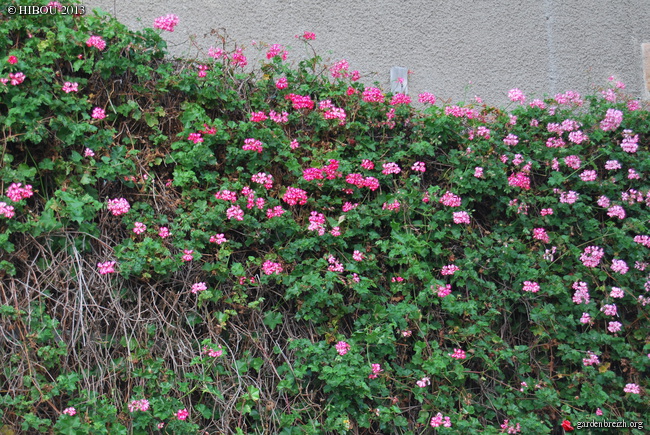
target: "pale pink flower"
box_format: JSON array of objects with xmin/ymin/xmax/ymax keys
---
[
  {"xmin": 611, "ymin": 259, "xmax": 628, "ymax": 274},
  {"xmin": 579, "ymin": 312, "xmax": 591, "ymax": 324},
  {"xmin": 522, "ymin": 281, "xmax": 540, "ymax": 293},
  {"xmin": 623, "ymin": 383, "xmax": 640, "ymax": 394},
  {"xmin": 158, "ymin": 226, "xmax": 170, "ymax": 238},
  {"xmin": 209, "ymin": 233, "xmax": 227, "ymax": 244},
  {"xmin": 107, "ymin": 198, "xmax": 130, "ymax": 216},
  {"xmin": 572, "ymin": 281, "xmax": 590, "ymax": 304},
  {"xmin": 91, "ymin": 107, "xmax": 106, "ymax": 120},
  {"xmin": 226, "ymin": 205, "xmax": 244, "ymax": 221},
  {"xmin": 62, "ymin": 82, "xmax": 78, "ymax": 93},
  {"xmin": 182, "ymin": 249, "xmax": 194, "ymax": 262},
  {"xmin": 600, "ymin": 108, "xmax": 623, "ymax": 131},
  {"xmin": 262, "ymin": 260, "xmax": 283, "ymax": 275},
  {"xmin": 133, "ymin": 222, "xmax": 146, "ymax": 234},
  {"xmin": 607, "ymin": 205, "xmax": 625, "ymax": 220},
  {"xmin": 607, "ymin": 321, "xmax": 622, "ymax": 333},
  {"xmin": 0, "ymin": 202, "xmax": 15, "ymax": 219},
  {"xmin": 97, "ymin": 261, "xmax": 116, "ymax": 275},
  {"xmin": 503, "ymin": 134, "xmax": 519, "ymax": 146},
  {"xmin": 84, "ymin": 148, "xmax": 95, "ymax": 157},
  {"xmin": 610, "ymin": 287, "xmax": 624, "ymax": 298},
  {"xmin": 382, "ymin": 162, "xmax": 401, "ymax": 175},
  {"xmin": 411, "ymin": 161, "xmax": 426, "ymax": 172},
  {"xmin": 128, "ymin": 399, "xmax": 150, "ymax": 412},
  {"xmin": 600, "ymin": 303, "xmax": 617, "ymax": 316},
  {"xmin": 439, "ymin": 191, "xmax": 461, "ymax": 207},
  {"xmin": 533, "ymin": 228, "xmax": 550, "ymax": 243},
  {"xmin": 441, "ymin": 264, "xmax": 459, "ymax": 276},
  {"xmin": 580, "ymin": 246, "xmax": 604, "ymax": 268},
  {"xmin": 453, "ymin": 211, "xmax": 470, "ymax": 224},
  {"xmin": 352, "ymin": 250, "xmax": 365, "ymax": 261},
  {"xmin": 416, "ymin": 377, "xmax": 431, "ymax": 388},
  {"xmin": 362, "ymin": 87, "xmax": 384, "ymax": 103},
  {"xmin": 62, "ymin": 407, "xmax": 76, "ymax": 416},
  {"xmin": 508, "ymin": 88, "xmax": 526, "ymax": 103},
  {"xmin": 430, "ymin": 412, "xmax": 452, "ymax": 428},
  {"xmin": 368, "ymin": 363, "xmax": 383, "ymax": 379},
  {"xmin": 191, "ymin": 282, "xmax": 207, "ymax": 294},
  {"xmin": 474, "ymin": 167, "xmax": 484, "ymax": 178},
  {"xmin": 418, "ymin": 92, "xmax": 436, "ymax": 104}
]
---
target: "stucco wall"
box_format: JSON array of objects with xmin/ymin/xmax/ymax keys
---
[{"xmin": 83, "ymin": 0, "xmax": 650, "ymax": 106}]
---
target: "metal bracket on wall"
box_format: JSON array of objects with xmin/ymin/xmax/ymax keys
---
[{"xmin": 391, "ymin": 66, "xmax": 408, "ymax": 94}]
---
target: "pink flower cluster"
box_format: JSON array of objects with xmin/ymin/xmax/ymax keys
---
[
  {"xmin": 275, "ymin": 77, "xmax": 288, "ymax": 89},
  {"xmin": 262, "ymin": 260, "xmax": 283, "ymax": 275},
  {"xmin": 430, "ymin": 412, "xmax": 452, "ymax": 428},
  {"xmin": 508, "ymin": 172, "xmax": 531, "ymax": 190},
  {"xmin": 572, "ymin": 281, "xmax": 590, "ymax": 304},
  {"xmin": 107, "ymin": 198, "xmax": 130, "ymax": 216},
  {"xmin": 611, "ymin": 259, "xmax": 628, "ymax": 274},
  {"xmin": 500, "ymin": 420, "xmax": 521, "ymax": 434},
  {"xmin": 191, "ymin": 282, "xmax": 207, "ymax": 293},
  {"xmin": 368, "ymin": 363, "xmax": 383, "ymax": 379},
  {"xmin": 203, "ymin": 344, "xmax": 223, "ymax": 357},
  {"xmin": 97, "ymin": 261, "xmax": 116, "ymax": 275},
  {"xmin": 176, "ymin": 408, "xmax": 189, "ymax": 420},
  {"xmin": 132, "ymin": 222, "xmax": 146, "ymax": 234},
  {"xmin": 600, "ymin": 108, "xmax": 623, "ymax": 131},
  {"xmin": 283, "ymin": 187, "xmax": 308, "ymax": 206},
  {"xmin": 532, "ymin": 228, "xmax": 549, "ymax": 243},
  {"xmin": 439, "ymin": 191, "xmax": 461, "ymax": 207},
  {"xmin": 382, "ymin": 200, "xmax": 400, "ymax": 211},
  {"xmin": 453, "ymin": 211, "xmax": 470, "ymax": 224},
  {"xmin": 335, "ymin": 341, "xmax": 350, "ymax": 356},
  {"xmin": 580, "ymin": 246, "xmax": 604, "ymax": 268},
  {"xmin": 522, "ymin": 281, "xmax": 540, "ymax": 293},
  {"xmin": 243, "ymin": 138, "xmax": 264, "ymax": 153},
  {"xmin": 508, "ymin": 88, "xmax": 526, "ymax": 103},
  {"xmin": 621, "ymin": 129, "xmax": 639, "ymax": 153},
  {"xmin": 449, "ymin": 348, "xmax": 466, "ymax": 359},
  {"xmin": 390, "ymin": 93, "xmax": 411, "ymax": 105},
  {"xmin": 327, "ymin": 255, "xmax": 344, "ymax": 272},
  {"xmin": 362, "ymin": 87, "xmax": 384, "ymax": 103},
  {"xmin": 624, "ymin": 383, "xmax": 640, "ymax": 394},
  {"xmin": 153, "ymin": 14, "xmax": 179, "ymax": 32},
  {"xmin": 62, "ymin": 407, "xmax": 76, "ymax": 416},
  {"xmin": 441, "ymin": 264, "xmax": 459, "ymax": 276},
  {"xmin": 285, "ymin": 93, "xmax": 314, "ymax": 110},
  {"xmin": 330, "ymin": 59, "xmax": 349, "ymax": 78},
  {"xmin": 182, "ymin": 249, "xmax": 194, "ymax": 261},
  {"xmin": 6, "ymin": 183, "xmax": 33, "ymax": 202},
  {"xmin": 0, "ymin": 202, "xmax": 15, "ymax": 218},
  {"xmin": 345, "ymin": 173, "xmax": 379, "ymax": 191},
  {"xmin": 226, "ymin": 205, "xmax": 244, "ymax": 221},
  {"xmin": 266, "ymin": 44, "xmax": 287, "ymax": 61},
  {"xmin": 128, "ymin": 399, "xmax": 150, "ymax": 412},
  {"xmin": 416, "ymin": 376, "xmax": 431, "ymax": 388},
  {"xmin": 91, "ymin": 107, "xmax": 106, "ymax": 120},
  {"xmin": 251, "ymin": 172, "xmax": 273, "ymax": 189},
  {"xmin": 86, "ymin": 35, "xmax": 106, "ymax": 51},
  {"xmin": 158, "ymin": 226, "xmax": 170, "ymax": 238},
  {"xmin": 214, "ymin": 190, "xmax": 237, "ymax": 202},
  {"xmin": 418, "ymin": 92, "xmax": 436, "ymax": 104},
  {"xmin": 554, "ymin": 90, "xmax": 583, "ymax": 106},
  {"xmin": 503, "ymin": 134, "xmax": 519, "ymax": 146},
  {"xmin": 381, "ymin": 162, "xmax": 401, "ymax": 175}
]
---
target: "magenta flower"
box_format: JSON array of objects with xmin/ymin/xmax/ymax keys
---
[
  {"xmin": 368, "ymin": 363, "xmax": 383, "ymax": 379},
  {"xmin": 580, "ymin": 246, "xmax": 604, "ymax": 267},
  {"xmin": 158, "ymin": 226, "xmax": 170, "ymax": 238},
  {"xmin": 209, "ymin": 233, "xmax": 227, "ymax": 244},
  {"xmin": 439, "ymin": 191, "xmax": 462, "ymax": 207},
  {"xmin": 91, "ymin": 107, "xmax": 106, "ymax": 120},
  {"xmin": 335, "ymin": 341, "xmax": 350, "ymax": 356},
  {"xmin": 430, "ymin": 412, "xmax": 452, "ymax": 428},
  {"xmin": 203, "ymin": 344, "xmax": 223, "ymax": 357},
  {"xmin": 436, "ymin": 284, "xmax": 452, "ymax": 297},
  {"xmin": 226, "ymin": 205, "xmax": 244, "ymax": 221},
  {"xmin": 522, "ymin": 281, "xmax": 540, "ymax": 293},
  {"xmin": 418, "ymin": 92, "xmax": 436, "ymax": 104},
  {"xmin": 128, "ymin": 399, "xmax": 150, "ymax": 412},
  {"xmin": 133, "ymin": 222, "xmax": 146, "ymax": 234},
  {"xmin": 176, "ymin": 408, "xmax": 189, "ymax": 420},
  {"xmin": 449, "ymin": 348, "xmax": 466, "ymax": 359},
  {"xmin": 362, "ymin": 87, "xmax": 384, "ymax": 103},
  {"xmin": 62, "ymin": 82, "xmax": 78, "ymax": 93},
  {"xmin": 302, "ymin": 31, "xmax": 316, "ymax": 40},
  {"xmin": 191, "ymin": 282, "xmax": 207, "ymax": 294},
  {"xmin": 6, "ymin": 183, "xmax": 33, "ymax": 202},
  {"xmin": 7, "ymin": 55, "xmax": 17, "ymax": 64},
  {"xmin": 9, "ymin": 72, "xmax": 25, "ymax": 85},
  {"xmin": 181, "ymin": 249, "xmax": 194, "ymax": 262},
  {"xmin": 453, "ymin": 211, "xmax": 470, "ymax": 224},
  {"xmin": 242, "ymin": 138, "xmax": 264, "ymax": 153},
  {"xmin": 0, "ymin": 202, "xmax": 15, "ymax": 219},
  {"xmin": 282, "ymin": 187, "xmax": 308, "ymax": 206},
  {"xmin": 154, "ymin": 14, "xmax": 179, "ymax": 32},
  {"xmin": 508, "ymin": 88, "xmax": 526, "ymax": 103},
  {"xmin": 86, "ymin": 35, "xmax": 107, "ymax": 51},
  {"xmin": 441, "ymin": 264, "xmax": 459, "ymax": 276},
  {"xmin": 262, "ymin": 260, "xmax": 283, "ymax": 275}
]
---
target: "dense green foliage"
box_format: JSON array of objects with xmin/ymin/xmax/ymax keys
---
[{"xmin": 1, "ymin": 2, "xmax": 648, "ymax": 434}]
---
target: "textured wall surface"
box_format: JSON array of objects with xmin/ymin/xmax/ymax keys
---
[{"xmin": 83, "ymin": 0, "xmax": 650, "ymax": 106}]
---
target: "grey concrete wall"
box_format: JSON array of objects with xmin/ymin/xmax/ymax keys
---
[{"xmin": 84, "ymin": 0, "xmax": 650, "ymax": 106}]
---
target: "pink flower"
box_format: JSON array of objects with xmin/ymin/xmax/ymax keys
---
[
  {"xmin": 335, "ymin": 341, "xmax": 350, "ymax": 356},
  {"xmin": 203, "ymin": 344, "xmax": 223, "ymax": 357},
  {"xmin": 285, "ymin": 93, "xmax": 314, "ymax": 109},
  {"xmin": 242, "ymin": 138, "xmax": 264, "ymax": 153},
  {"xmin": 133, "ymin": 222, "xmax": 146, "ymax": 234},
  {"xmin": 382, "ymin": 162, "xmax": 401, "ymax": 175},
  {"xmin": 508, "ymin": 88, "xmax": 526, "ymax": 103},
  {"xmin": 441, "ymin": 264, "xmax": 459, "ymax": 276},
  {"xmin": 266, "ymin": 44, "xmax": 288, "ymax": 60},
  {"xmin": 62, "ymin": 407, "xmax": 76, "ymax": 416},
  {"xmin": 282, "ymin": 187, "xmax": 308, "ymax": 206},
  {"xmin": 430, "ymin": 412, "xmax": 452, "ymax": 428},
  {"xmin": 250, "ymin": 111, "xmax": 267, "ymax": 122},
  {"xmin": 158, "ymin": 226, "xmax": 170, "ymax": 238},
  {"xmin": 418, "ymin": 92, "xmax": 436, "ymax": 104},
  {"xmin": 503, "ymin": 134, "xmax": 519, "ymax": 146},
  {"xmin": 540, "ymin": 208, "xmax": 553, "ymax": 216},
  {"xmin": 7, "ymin": 55, "xmax": 17, "ymax": 64},
  {"xmin": 262, "ymin": 260, "xmax": 283, "ymax": 275},
  {"xmin": 600, "ymin": 108, "xmax": 623, "ymax": 131},
  {"xmin": 62, "ymin": 82, "xmax": 78, "ymax": 93},
  {"xmin": 411, "ymin": 161, "xmax": 426, "ymax": 172},
  {"xmin": 289, "ymin": 139, "xmax": 300, "ymax": 149},
  {"xmin": 302, "ymin": 31, "xmax": 316, "ymax": 40},
  {"xmin": 107, "ymin": 198, "xmax": 130, "ymax": 216},
  {"xmin": 128, "ymin": 399, "xmax": 150, "ymax": 412},
  {"xmin": 154, "ymin": 14, "xmax": 179, "ymax": 32},
  {"xmin": 474, "ymin": 167, "xmax": 484, "ymax": 178},
  {"xmin": 607, "ymin": 205, "xmax": 626, "ymax": 220},
  {"xmin": 605, "ymin": 160, "xmax": 621, "ymax": 170},
  {"xmin": 191, "ymin": 282, "xmax": 207, "ymax": 294},
  {"xmin": 522, "ymin": 281, "xmax": 540, "ymax": 293},
  {"xmin": 362, "ymin": 87, "xmax": 384, "ymax": 103},
  {"xmin": 449, "ymin": 348, "xmax": 466, "ymax": 359},
  {"xmin": 86, "ymin": 35, "xmax": 107, "ymax": 51},
  {"xmin": 266, "ymin": 206, "xmax": 285, "ymax": 219},
  {"xmin": 8, "ymin": 72, "xmax": 25, "ymax": 85},
  {"xmin": 352, "ymin": 250, "xmax": 365, "ymax": 261},
  {"xmin": 579, "ymin": 312, "xmax": 591, "ymax": 324},
  {"xmin": 500, "ymin": 419, "xmax": 521, "ymax": 434},
  {"xmin": 342, "ymin": 202, "xmax": 358, "ymax": 212},
  {"xmin": 0, "ymin": 202, "xmax": 15, "ymax": 219},
  {"xmin": 607, "ymin": 321, "xmax": 622, "ymax": 333},
  {"xmin": 623, "ymin": 383, "xmax": 640, "ymax": 394},
  {"xmin": 436, "ymin": 284, "xmax": 452, "ymax": 297},
  {"xmin": 559, "ymin": 190, "xmax": 579, "ymax": 204},
  {"xmin": 416, "ymin": 377, "xmax": 431, "ymax": 388},
  {"xmin": 600, "ymin": 303, "xmax": 617, "ymax": 316},
  {"xmin": 97, "ymin": 261, "xmax": 116, "ymax": 275},
  {"xmin": 572, "ymin": 281, "xmax": 590, "ymax": 304},
  {"xmin": 580, "ymin": 246, "xmax": 604, "ymax": 268},
  {"xmin": 209, "ymin": 233, "xmax": 227, "ymax": 244},
  {"xmin": 176, "ymin": 408, "xmax": 189, "ymax": 420},
  {"xmin": 269, "ymin": 110, "xmax": 289, "ymax": 123},
  {"xmin": 580, "ymin": 170, "xmax": 597, "ymax": 182},
  {"xmin": 568, "ymin": 130, "xmax": 588, "ymax": 144},
  {"xmin": 226, "ymin": 205, "xmax": 244, "ymax": 221},
  {"xmin": 329, "ymin": 226, "xmax": 341, "ymax": 236},
  {"xmin": 91, "ymin": 107, "xmax": 106, "ymax": 120},
  {"xmin": 251, "ymin": 172, "xmax": 273, "ymax": 189},
  {"xmin": 611, "ymin": 259, "xmax": 628, "ymax": 274},
  {"xmin": 182, "ymin": 249, "xmax": 194, "ymax": 262},
  {"xmin": 382, "ymin": 200, "xmax": 400, "ymax": 211},
  {"xmin": 453, "ymin": 211, "xmax": 470, "ymax": 224},
  {"xmin": 508, "ymin": 172, "xmax": 530, "ymax": 190},
  {"xmin": 6, "ymin": 183, "xmax": 33, "ymax": 202},
  {"xmin": 361, "ymin": 159, "xmax": 375, "ymax": 170},
  {"xmin": 275, "ymin": 77, "xmax": 288, "ymax": 89},
  {"xmin": 327, "ymin": 255, "xmax": 344, "ymax": 272},
  {"xmin": 532, "ymin": 228, "xmax": 550, "ymax": 243},
  {"xmin": 330, "ymin": 59, "xmax": 350, "ymax": 78},
  {"xmin": 596, "ymin": 408, "xmax": 603, "ymax": 416},
  {"xmin": 563, "ymin": 155, "xmax": 582, "ymax": 169},
  {"xmin": 610, "ymin": 287, "xmax": 624, "ymax": 298},
  {"xmin": 439, "ymin": 191, "xmax": 462, "ymax": 207},
  {"xmin": 390, "ymin": 93, "xmax": 411, "ymax": 105},
  {"xmin": 368, "ymin": 363, "xmax": 383, "ymax": 379},
  {"xmin": 627, "ymin": 168, "xmax": 640, "ymax": 180},
  {"xmin": 231, "ymin": 48, "xmax": 248, "ymax": 67}
]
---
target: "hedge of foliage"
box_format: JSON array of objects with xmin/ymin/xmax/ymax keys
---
[{"xmin": 1, "ymin": 2, "xmax": 649, "ymax": 434}]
